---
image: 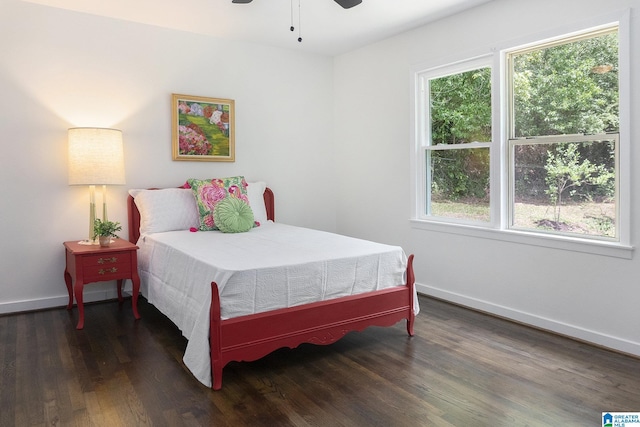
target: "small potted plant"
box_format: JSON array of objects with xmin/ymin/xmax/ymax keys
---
[{"xmin": 93, "ymin": 219, "xmax": 122, "ymax": 247}]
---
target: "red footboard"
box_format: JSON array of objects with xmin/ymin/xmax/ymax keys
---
[{"xmin": 209, "ymin": 255, "xmax": 415, "ymax": 390}]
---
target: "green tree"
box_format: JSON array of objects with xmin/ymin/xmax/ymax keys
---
[
  {"xmin": 430, "ymin": 67, "xmax": 491, "ymax": 201},
  {"xmin": 513, "ymin": 31, "xmax": 618, "ymax": 208},
  {"xmin": 431, "ymin": 68, "xmax": 492, "ymax": 145},
  {"xmin": 544, "ymin": 143, "xmax": 615, "ymax": 223},
  {"xmin": 513, "ymin": 32, "xmax": 619, "ymax": 137}
]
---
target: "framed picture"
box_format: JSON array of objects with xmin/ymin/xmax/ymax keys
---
[{"xmin": 171, "ymin": 94, "xmax": 235, "ymax": 162}]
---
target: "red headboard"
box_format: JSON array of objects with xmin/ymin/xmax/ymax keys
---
[{"xmin": 127, "ymin": 187, "xmax": 275, "ymax": 243}]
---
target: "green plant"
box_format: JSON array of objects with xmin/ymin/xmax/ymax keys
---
[
  {"xmin": 93, "ymin": 219, "xmax": 122, "ymax": 239},
  {"xmin": 544, "ymin": 143, "xmax": 614, "ymax": 223}
]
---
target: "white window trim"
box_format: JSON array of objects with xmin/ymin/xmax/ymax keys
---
[
  {"xmin": 409, "ymin": 9, "xmax": 632, "ymax": 259},
  {"xmin": 413, "ymin": 55, "xmax": 493, "ymax": 224}
]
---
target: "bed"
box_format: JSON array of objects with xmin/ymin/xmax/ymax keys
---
[{"xmin": 127, "ymin": 180, "xmax": 417, "ymax": 390}]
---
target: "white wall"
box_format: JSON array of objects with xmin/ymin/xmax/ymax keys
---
[
  {"xmin": 334, "ymin": 0, "xmax": 640, "ymax": 356},
  {"xmin": 0, "ymin": 0, "xmax": 335, "ymax": 312}
]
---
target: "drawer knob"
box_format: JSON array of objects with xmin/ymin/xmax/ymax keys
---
[
  {"xmin": 97, "ymin": 257, "xmax": 118, "ymax": 264},
  {"xmin": 98, "ymin": 267, "xmax": 118, "ymax": 275}
]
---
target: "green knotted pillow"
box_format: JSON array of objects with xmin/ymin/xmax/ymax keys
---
[{"xmin": 213, "ymin": 197, "xmax": 255, "ymax": 233}]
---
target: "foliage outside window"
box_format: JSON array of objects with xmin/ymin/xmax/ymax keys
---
[
  {"xmin": 423, "ymin": 65, "xmax": 492, "ymax": 223},
  {"xmin": 415, "ymin": 24, "xmax": 621, "ymax": 243},
  {"xmin": 509, "ymin": 28, "xmax": 619, "ymax": 239}
]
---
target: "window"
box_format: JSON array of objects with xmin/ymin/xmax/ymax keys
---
[
  {"xmin": 508, "ymin": 28, "xmax": 619, "ymax": 240},
  {"xmin": 412, "ymin": 19, "xmax": 628, "ymax": 253},
  {"xmin": 416, "ymin": 57, "xmax": 492, "ymax": 224}
]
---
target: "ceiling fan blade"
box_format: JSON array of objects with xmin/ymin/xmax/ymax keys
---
[
  {"xmin": 232, "ymin": 0, "xmax": 253, "ymax": 3},
  {"xmin": 334, "ymin": 0, "xmax": 362, "ymax": 8}
]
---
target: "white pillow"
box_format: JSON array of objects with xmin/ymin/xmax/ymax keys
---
[
  {"xmin": 129, "ymin": 188, "xmax": 200, "ymax": 235},
  {"xmin": 247, "ymin": 181, "xmax": 268, "ymax": 224}
]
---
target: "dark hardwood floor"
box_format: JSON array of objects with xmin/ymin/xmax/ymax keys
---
[{"xmin": 1, "ymin": 295, "xmax": 638, "ymax": 426}]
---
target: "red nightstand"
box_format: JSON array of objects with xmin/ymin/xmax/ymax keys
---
[{"xmin": 63, "ymin": 239, "xmax": 141, "ymax": 329}]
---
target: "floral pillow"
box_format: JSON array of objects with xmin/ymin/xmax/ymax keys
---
[{"xmin": 187, "ymin": 176, "xmax": 249, "ymax": 230}]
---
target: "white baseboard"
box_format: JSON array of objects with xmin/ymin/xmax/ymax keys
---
[
  {"xmin": 0, "ymin": 284, "xmax": 133, "ymax": 315},
  {"xmin": 416, "ymin": 282, "xmax": 640, "ymax": 358}
]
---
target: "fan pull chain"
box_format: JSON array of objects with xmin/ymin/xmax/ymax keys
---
[
  {"xmin": 290, "ymin": 0, "xmax": 295, "ymax": 32},
  {"xmin": 297, "ymin": 0, "xmax": 302, "ymax": 42},
  {"xmin": 288, "ymin": 0, "xmax": 302, "ymax": 43}
]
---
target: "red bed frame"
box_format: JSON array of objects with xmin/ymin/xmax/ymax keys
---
[{"xmin": 127, "ymin": 187, "xmax": 415, "ymax": 390}]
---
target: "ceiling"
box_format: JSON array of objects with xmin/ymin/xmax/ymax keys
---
[{"xmin": 22, "ymin": 0, "xmax": 493, "ymax": 56}]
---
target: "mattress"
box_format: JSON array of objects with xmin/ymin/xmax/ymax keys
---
[{"xmin": 136, "ymin": 221, "xmax": 417, "ymax": 386}]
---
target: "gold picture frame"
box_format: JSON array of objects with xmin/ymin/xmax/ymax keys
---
[{"xmin": 171, "ymin": 94, "xmax": 235, "ymax": 162}]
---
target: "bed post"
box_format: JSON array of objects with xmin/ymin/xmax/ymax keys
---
[
  {"xmin": 127, "ymin": 194, "xmax": 140, "ymax": 243},
  {"xmin": 210, "ymin": 282, "xmax": 223, "ymax": 390},
  {"xmin": 406, "ymin": 254, "xmax": 416, "ymax": 337}
]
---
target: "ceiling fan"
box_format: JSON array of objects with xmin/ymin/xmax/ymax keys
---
[{"xmin": 232, "ymin": 0, "xmax": 362, "ymax": 9}]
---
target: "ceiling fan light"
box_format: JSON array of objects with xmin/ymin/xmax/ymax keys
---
[{"xmin": 334, "ymin": 0, "xmax": 362, "ymax": 8}]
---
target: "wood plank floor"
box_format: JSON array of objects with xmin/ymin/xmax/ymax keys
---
[{"xmin": 1, "ymin": 295, "xmax": 638, "ymax": 426}]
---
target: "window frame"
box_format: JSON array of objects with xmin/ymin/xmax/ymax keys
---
[
  {"xmin": 414, "ymin": 55, "xmax": 494, "ymax": 226},
  {"xmin": 409, "ymin": 10, "xmax": 631, "ymax": 259}
]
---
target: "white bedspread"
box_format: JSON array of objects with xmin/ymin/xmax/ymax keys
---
[{"xmin": 136, "ymin": 221, "xmax": 417, "ymax": 387}]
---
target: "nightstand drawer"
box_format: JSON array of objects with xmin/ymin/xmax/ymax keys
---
[
  {"xmin": 82, "ymin": 263, "xmax": 131, "ymax": 281},
  {"xmin": 82, "ymin": 252, "xmax": 129, "ymax": 267},
  {"xmin": 82, "ymin": 251, "xmax": 131, "ymax": 281}
]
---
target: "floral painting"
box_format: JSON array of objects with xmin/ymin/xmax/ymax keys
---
[{"xmin": 171, "ymin": 94, "xmax": 235, "ymax": 162}]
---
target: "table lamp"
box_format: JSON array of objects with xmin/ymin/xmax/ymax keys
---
[{"xmin": 68, "ymin": 127, "xmax": 126, "ymax": 244}]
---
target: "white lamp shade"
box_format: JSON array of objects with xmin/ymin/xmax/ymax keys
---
[{"xmin": 68, "ymin": 128, "xmax": 126, "ymax": 185}]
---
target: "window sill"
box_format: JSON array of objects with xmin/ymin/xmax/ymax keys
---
[{"xmin": 410, "ymin": 219, "xmax": 634, "ymax": 259}]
